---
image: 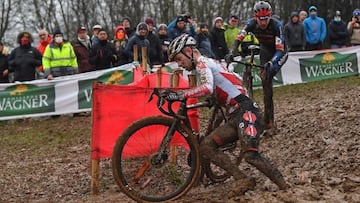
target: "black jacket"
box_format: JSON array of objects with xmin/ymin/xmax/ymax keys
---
[
  {"xmin": 0, "ymin": 52, "xmax": 9, "ymax": 83},
  {"xmin": 146, "ymin": 32, "xmax": 164, "ymax": 66},
  {"xmin": 328, "ymin": 20, "xmax": 349, "ymax": 46},
  {"xmin": 284, "ymin": 21, "xmax": 306, "ymax": 51},
  {"xmin": 210, "ymin": 27, "xmax": 228, "ymax": 60},
  {"xmin": 89, "ymin": 40, "xmax": 118, "ymax": 70},
  {"xmin": 125, "ymin": 34, "xmax": 150, "ymax": 64},
  {"xmin": 158, "ymin": 34, "xmax": 171, "ymax": 63},
  {"xmin": 8, "ymin": 44, "xmax": 42, "ymax": 82}
]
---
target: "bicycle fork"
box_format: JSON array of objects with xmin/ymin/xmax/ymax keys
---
[{"xmin": 151, "ymin": 119, "xmax": 180, "ymax": 166}]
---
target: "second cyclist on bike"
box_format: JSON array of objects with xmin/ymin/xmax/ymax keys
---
[{"xmin": 226, "ymin": 1, "xmax": 288, "ymax": 134}]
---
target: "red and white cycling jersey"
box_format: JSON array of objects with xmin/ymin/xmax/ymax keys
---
[{"xmin": 183, "ymin": 56, "xmax": 248, "ymax": 107}]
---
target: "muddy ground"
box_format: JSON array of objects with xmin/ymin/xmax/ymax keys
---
[{"xmin": 1, "ymin": 76, "xmax": 360, "ymax": 203}]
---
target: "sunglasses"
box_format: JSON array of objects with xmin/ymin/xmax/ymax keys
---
[
  {"xmin": 39, "ymin": 34, "xmax": 46, "ymax": 37},
  {"xmin": 257, "ymin": 16, "xmax": 271, "ymax": 21}
]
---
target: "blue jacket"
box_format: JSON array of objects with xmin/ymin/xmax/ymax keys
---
[{"xmin": 303, "ymin": 15, "xmax": 327, "ymax": 44}]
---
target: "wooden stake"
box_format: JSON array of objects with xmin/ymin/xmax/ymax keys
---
[
  {"xmin": 188, "ymin": 74, "xmax": 197, "ymax": 87},
  {"xmin": 156, "ymin": 66, "xmax": 162, "ymax": 87},
  {"xmin": 90, "ymin": 159, "xmax": 100, "ymax": 195},
  {"xmin": 141, "ymin": 47, "xmax": 147, "ymax": 75},
  {"xmin": 133, "ymin": 45, "xmax": 138, "ymax": 62}
]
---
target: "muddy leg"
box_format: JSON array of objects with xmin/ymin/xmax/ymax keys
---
[{"xmin": 244, "ymin": 151, "xmax": 288, "ymax": 190}]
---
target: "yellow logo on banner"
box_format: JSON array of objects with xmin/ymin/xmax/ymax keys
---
[
  {"xmin": 106, "ymin": 71, "xmax": 124, "ymax": 84},
  {"xmin": 10, "ymin": 85, "xmax": 28, "ymax": 96},
  {"xmin": 321, "ymin": 52, "xmax": 335, "ymax": 64}
]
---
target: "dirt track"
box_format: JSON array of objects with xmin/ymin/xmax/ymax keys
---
[{"xmin": 1, "ymin": 77, "xmax": 360, "ymax": 203}]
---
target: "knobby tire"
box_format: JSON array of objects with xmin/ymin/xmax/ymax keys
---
[{"xmin": 112, "ymin": 116, "xmax": 201, "ymax": 202}]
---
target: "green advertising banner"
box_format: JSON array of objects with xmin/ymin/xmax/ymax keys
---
[
  {"xmin": 78, "ymin": 70, "xmax": 134, "ymax": 109},
  {"xmin": 299, "ymin": 52, "xmax": 358, "ymax": 82},
  {"xmin": 0, "ymin": 84, "xmax": 55, "ymax": 116}
]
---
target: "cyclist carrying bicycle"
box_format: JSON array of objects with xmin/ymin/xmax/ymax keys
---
[
  {"xmin": 226, "ymin": 1, "xmax": 288, "ymax": 133},
  {"xmin": 160, "ymin": 33, "xmax": 288, "ymax": 196}
]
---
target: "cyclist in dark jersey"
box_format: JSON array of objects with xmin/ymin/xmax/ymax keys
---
[
  {"xmin": 160, "ymin": 33, "xmax": 288, "ymax": 196},
  {"xmin": 226, "ymin": 1, "xmax": 288, "ymax": 133}
]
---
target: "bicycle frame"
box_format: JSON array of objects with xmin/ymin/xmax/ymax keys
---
[
  {"xmin": 148, "ymin": 89, "xmax": 211, "ymax": 164},
  {"xmin": 231, "ymin": 45, "xmax": 262, "ymax": 99}
]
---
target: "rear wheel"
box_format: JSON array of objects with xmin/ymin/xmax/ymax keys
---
[{"xmin": 112, "ymin": 116, "xmax": 201, "ymax": 202}]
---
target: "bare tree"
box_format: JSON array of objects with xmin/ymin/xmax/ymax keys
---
[{"xmin": 0, "ymin": 0, "xmax": 13, "ymax": 42}]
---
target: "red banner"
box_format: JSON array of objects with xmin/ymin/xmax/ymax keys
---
[{"xmin": 91, "ymin": 73, "xmax": 199, "ymax": 160}]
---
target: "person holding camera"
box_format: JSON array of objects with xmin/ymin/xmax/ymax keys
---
[
  {"xmin": 168, "ymin": 14, "xmax": 196, "ymax": 40},
  {"xmin": 347, "ymin": 9, "xmax": 360, "ymax": 46}
]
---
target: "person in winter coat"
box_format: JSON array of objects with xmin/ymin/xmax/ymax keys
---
[
  {"xmin": 89, "ymin": 29, "xmax": 118, "ymax": 70},
  {"xmin": 195, "ymin": 23, "xmax": 216, "ymax": 58},
  {"xmin": 0, "ymin": 42, "xmax": 9, "ymax": 83},
  {"xmin": 303, "ymin": 6, "xmax": 327, "ymax": 50},
  {"xmin": 145, "ymin": 17, "xmax": 164, "ymax": 66},
  {"xmin": 224, "ymin": 15, "xmax": 241, "ymax": 49},
  {"xmin": 113, "ymin": 25, "xmax": 130, "ymax": 66},
  {"xmin": 42, "ymin": 29, "xmax": 78, "ymax": 80},
  {"xmin": 347, "ymin": 9, "xmax": 360, "ymax": 46},
  {"xmin": 121, "ymin": 17, "xmax": 135, "ymax": 38},
  {"xmin": 284, "ymin": 11, "xmax": 306, "ymax": 51},
  {"xmin": 168, "ymin": 15, "xmax": 196, "ymax": 40},
  {"xmin": 37, "ymin": 29, "xmax": 52, "ymax": 73},
  {"xmin": 157, "ymin": 24, "xmax": 171, "ymax": 62},
  {"xmin": 8, "ymin": 31, "xmax": 42, "ymax": 82},
  {"xmin": 72, "ymin": 26, "xmax": 95, "ymax": 73},
  {"xmin": 210, "ymin": 17, "xmax": 228, "ymax": 60},
  {"xmin": 328, "ymin": 11, "xmax": 349, "ymax": 48},
  {"xmin": 125, "ymin": 22, "xmax": 150, "ymax": 64}
]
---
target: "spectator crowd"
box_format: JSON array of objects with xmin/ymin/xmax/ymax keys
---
[{"xmin": 1, "ymin": 5, "xmax": 360, "ymax": 83}]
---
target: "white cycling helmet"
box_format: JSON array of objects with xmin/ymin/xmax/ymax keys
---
[{"xmin": 168, "ymin": 34, "xmax": 197, "ymax": 61}]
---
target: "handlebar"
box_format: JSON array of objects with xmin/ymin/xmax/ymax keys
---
[{"xmin": 148, "ymin": 88, "xmax": 213, "ymax": 119}]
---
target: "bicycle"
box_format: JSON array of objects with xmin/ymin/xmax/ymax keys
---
[
  {"xmin": 111, "ymin": 88, "xmax": 240, "ymax": 202},
  {"xmin": 229, "ymin": 45, "xmax": 263, "ymax": 99}
]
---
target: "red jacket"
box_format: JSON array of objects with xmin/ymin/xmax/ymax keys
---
[{"xmin": 37, "ymin": 35, "xmax": 52, "ymax": 72}]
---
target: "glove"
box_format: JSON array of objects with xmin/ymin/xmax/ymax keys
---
[
  {"xmin": 160, "ymin": 89, "xmax": 185, "ymax": 101},
  {"xmin": 224, "ymin": 53, "xmax": 234, "ymax": 64},
  {"xmin": 264, "ymin": 61, "xmax": 273, "ymax": 71},
  {"xmin": 264, "ymin": 61, "xmax": 279, "ymax": 78}
]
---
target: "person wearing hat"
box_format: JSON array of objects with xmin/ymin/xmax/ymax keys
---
[
  {"xmin": 89, "ymin": 29, "xmax": 118, "ymax": 70},
  {"xmin": 328, "ymin": 11, "xmax": 349, "ymax": 48},
  {"xmin": 91, "ymin": 24, "xmax": 102, "ymax": 45},
  {"xmin": 168, "ymin": 14, "xmax": 196, "ymax": 40},
  {"xmin": 145, "ymin": 17, "xmax": 164, "ymax": 66},
  {"xmin": 284, "ymin": 11, "xmax": 306, "ymax": 51},
  {"xmin": 210, "ymin": 16, "xmax": 229, "ymax": 60},
  {"xmin": 121, "ymin": 17, "xmax": 135, "ymax": 38},
  {"xmin": 298, "ymin": 10, "xmax": 308, "ymax": 23},
  {"xmin": 124, "ymin": 22, "xmax": 150, "ymax": 64},
  {"xmin": 347, "ymin": 8, "xmax": 360, "ymax": 46},
  {"xmin": 157, "ymin": 24, "xmax": 171, "ymax": 62},
  {"xmin": 8, "ymin": 31, "xmax": 43, "ymax": 82},
  {"xmin": 42, "ymin": 29, "xmax": 78, "ymax": 80},
  {"xmin": 0, "ymin": 41, "xmax": 9, "ymax": 83},
  {"xmin": 72, "ymin": 26, "xmax": 95, "ymax": 73},
  {"xmin": 303, "ymin": 5, "xmax": 327, "ymax": 50},
  {"xmin": 195, "ymin": 23, "xmax": 215, "ymax": 58},
  {"xmin": 113, "ymin": 25, "xmax": 131, "ymax": 66}
]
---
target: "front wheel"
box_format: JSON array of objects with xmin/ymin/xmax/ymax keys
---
[{"xmin": 112, "ymin": 116, "xmax": 201, "ymax": 202}]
